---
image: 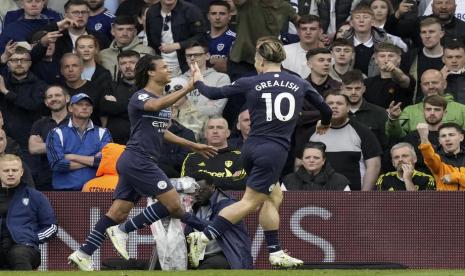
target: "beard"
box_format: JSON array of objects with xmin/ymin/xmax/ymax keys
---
[
  {"xmin": 49, "ymin": 104, "xmax": 67, "ymax": 113},
  {"xmin": 122, "ymin": 72, "xmax": 135, "ymax": 80},
  {"xmin": 12, "ymin": 70, "xmax": 28, "ymax": 79},
  {"xmin": 89, "ymin": 1, "xmax": 104, "ymax": 11},
  {"xmin": 425, "ymin": 117, "xmax": 442, "ymax": 126}
]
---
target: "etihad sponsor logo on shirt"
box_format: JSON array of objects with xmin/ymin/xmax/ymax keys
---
[
  {"xmin": 152, "ymin": 121, "xmax": 169, "ymax": 129},
  {"xmin": 255, "ymin": 80, "xmax": 300, "ymax": 92}
]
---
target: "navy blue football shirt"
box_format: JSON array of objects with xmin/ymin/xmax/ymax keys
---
[
  {"xmin": 87, "ymin": 9, "xmax": 115, "ymax": 41},
  {"xmin": 208, "ymin": 29, "xmax": 236, "ymax": 59},
  {"xmin": 125, "ymin": 90, "xmax": 171, "ymax": 161},
  {"xmin": 195, "ymin": 71, "xmax": 332, "ymax": 148}
]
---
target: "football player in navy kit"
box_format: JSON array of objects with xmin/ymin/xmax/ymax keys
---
[
  {"xmin": 68, "ymin": 54, "xmax": 217, "ymax": 271},
  {"xmin": 187, "ymin": 39, "xmax": 333, "ymax": 268}
]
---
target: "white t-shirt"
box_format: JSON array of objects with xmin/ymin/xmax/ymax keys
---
[
  {"xmin": 82, "ymin": 66, "xmax": 96, "ymax": 81},
  {"xmin": 68, "ymin": 31, "xmax": 87, "ymax": 52},
  {"xmin": 282, "ymin": 42, "xmax": 311, "ymax": 79},
  {"xmin": 161, "ymin": 12, "xmax": 181, "ymax": 77}
]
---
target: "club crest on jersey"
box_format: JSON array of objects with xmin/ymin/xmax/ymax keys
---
[
  {"xmin": 22, "ymin": 197, "xmax": 30, "ymax": 206},
  {"xmin": 157, "ymin": 181, "xmax": 168, "ymax": 190},
  {"xmin": 94, "ymin": 23, "xmax": 102, "ymax": 31},
  {"xmin": 225, "ymin": 160, "xmax": 233, "ymax": 168},
  {"xmin": 217, "ymin": 43, "xmax": 225, "ymax": 52},
  {"xmin": 138, "ymin": 93, "xmax": 150, "ymax": 101}
]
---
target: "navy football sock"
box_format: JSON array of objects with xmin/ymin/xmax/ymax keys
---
[
  {"xmin": 202, "ymin": 215, "xmax": 234, "ymax": 240},
  {"xmin": 80, "ymin": 215, "xmax": 117, "ymax": 255},
  {"xmin": 119, "ymin": 202, "xmax": 170, "ymax": 233},
  {"xmin": 264, "ymin": 230, "xmax": 282, "ymax": 253}
]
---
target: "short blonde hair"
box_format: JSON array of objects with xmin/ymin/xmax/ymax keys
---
[
  {"xmin": 256, "ymin": 39, "xmax": 286, "ymax": 64},
  {"xmin": 0, "ymin": 154, "xmax": 22, "ymax": 164},
  {"xmin": 351, "ymin": 4, "xmax": 375, "ymax": 17}
]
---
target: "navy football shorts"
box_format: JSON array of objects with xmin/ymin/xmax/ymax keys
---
[
  {"xmin": 241, "ymin": 139, "xmax": 288, "ymax": 195},
  {"xmin": 113, "ymin": 150, "xmax": 173, "ymax": 203}
]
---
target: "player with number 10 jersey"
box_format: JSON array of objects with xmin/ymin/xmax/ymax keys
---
[
  {"xmin": 186, "ymin": 39, "xmax": 332, "ymax": 268},
  {"xmin": 196, "ymin": 71, "xmax": 332, "ymax": 150}
]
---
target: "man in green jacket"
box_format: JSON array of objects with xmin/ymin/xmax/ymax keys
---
[{"xmin": 386, "ymin": 69, "xmax": 465, "ymax": 140}]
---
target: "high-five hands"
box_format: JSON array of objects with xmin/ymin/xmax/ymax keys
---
[{"xmin": 189, "ymin": 62, "xmax": 205, "ymax": 83}]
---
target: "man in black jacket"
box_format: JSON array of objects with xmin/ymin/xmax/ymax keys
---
[
  {"xmin": 100, "ymin": 50, "xmax": 139, "ymax": 144},
  {"xmin": 181, "ymin": 116, "xmax": 246, "ymax": 190},
  {"xmin": 146, "ymin": 0, "xmax": 206, "ymax": 75},
  {"xmin": 0, "ymin": 46, "xmax": 47, "ymax": 163},
  {"xmin": 39, "ymin": 0, "xmax": 110, "ymax": 61},
  {"xmin": 385, "ymin": 0, "xmax": 465, "ymax": 47},
  {"xmin": 436, "ymin": 122, "xmax": 465, "ymax": 167},
  {"xmin": 28, "ymin": 85, "xmax": 69, "ymax": 191},
  {"xmin": 442, "ymin": 40, "xmax": 465, "ymax": 104}
]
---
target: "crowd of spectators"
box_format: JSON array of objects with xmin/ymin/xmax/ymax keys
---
[{"xmin": 1, "ymin": 0, "xmax": 465, "ymax": 270}]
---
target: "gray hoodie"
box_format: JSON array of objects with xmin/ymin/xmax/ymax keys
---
[
  {"xmin": 181, "ymin": 68, "xmax": 230, "ymax": 117},
  {"xmin": 99, "ymin": 37, "xmax": 155, "ymax": 81}
]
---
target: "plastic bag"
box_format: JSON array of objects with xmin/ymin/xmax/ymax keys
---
[
  {"xmin": 147, "ymin": 177, "xmax": 197, "ymax": 270},
  {"xmin": 170, "ymin": 176, "xmax": 199, "ymax": 194}
]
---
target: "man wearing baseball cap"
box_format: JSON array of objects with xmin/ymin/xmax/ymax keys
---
[{"xmin": 46, "ymin": 92, "xmax": 112, "ymax": 190}]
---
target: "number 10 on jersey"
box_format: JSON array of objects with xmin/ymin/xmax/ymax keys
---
[{"xmin": 261, "ymin": 92, "xmax": 296, "ymax": 122}]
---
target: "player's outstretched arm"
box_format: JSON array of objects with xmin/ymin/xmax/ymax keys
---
[
  {"xmin": 164, "ymin": 130, "xmax": 217, "ymax": 158},
  {"xmin": 305, "ymin": 88, "xmax": 332, "ymax": 127},
  {"xmin": 190, "ymin": 62, "xmax": 241, "ymax": 100},
  {"xmin": 143, "ymin": 82, "xmax": 194, "ymax": 112}
]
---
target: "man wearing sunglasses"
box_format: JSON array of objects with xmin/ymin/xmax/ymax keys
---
[{"xmin": 146, "ymin": 0, "xmax": 206, "ymax": 77}]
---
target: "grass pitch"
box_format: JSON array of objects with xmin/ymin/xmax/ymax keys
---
[{"xmin": 0, "ymin": 270, "xmax": 464, "ymax": 276}]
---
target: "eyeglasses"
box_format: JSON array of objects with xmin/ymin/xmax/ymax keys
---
[
  {"xmin": 8, "ymin": 58, "xmax": 31, "ymax": 64},
  {"xmin": 163, "ymin": 15, "xmax": 171, "ymax": 31},
  {"xmin": 68, "ymin": 10, "xmax": 89, "ymax": 17}
]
